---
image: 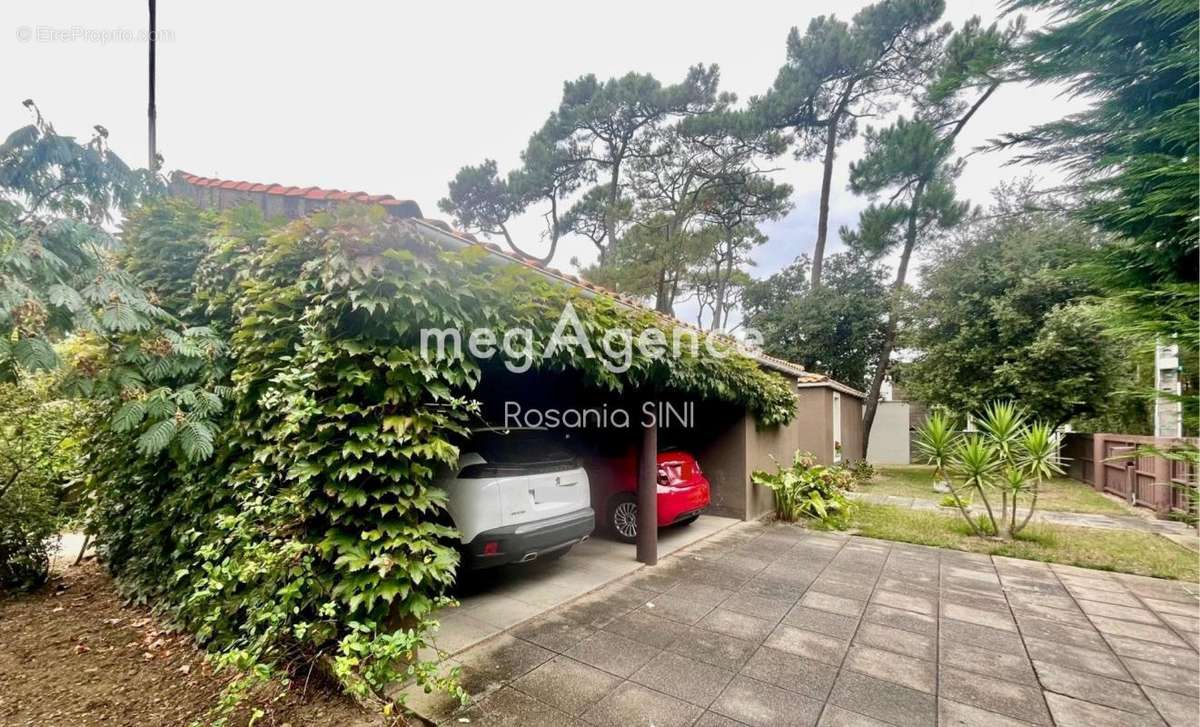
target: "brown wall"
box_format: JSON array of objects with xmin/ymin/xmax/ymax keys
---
[
  {"xmin": 794, "ymin": 388, "xmax": 834, "ymax": 463},
  {"xmin": 745, "ymin": 416, "xmax": 804, "ymax": 519},
  {"xmin": 696, "ymin": 413, "xmax": 749, "ymax": 519}
]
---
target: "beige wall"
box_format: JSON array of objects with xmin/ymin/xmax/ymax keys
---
[
  {"xmin": 745, "ymin": 416, "xmax": 802, "ymax": 520},
  {"xmin": 866, "ymin": 400, "xmax": 909, "ymax": 464},
  {"xmin": 794, "ymin": 387, "xmax": 834, "ymax": 463}
]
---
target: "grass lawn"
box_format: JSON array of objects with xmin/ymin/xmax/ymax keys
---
[
  {"xmin": 847, "ymin": 502, "xmax": 1198, "ymax": 581},
  {"xmin": 862, "ymin": 464, "xmax": 1132, "ymax": 516}
]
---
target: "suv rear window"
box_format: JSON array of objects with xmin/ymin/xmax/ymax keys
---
[{"xmin": 464, "ymin": 430, "xmax": 577, "ymax": 473}]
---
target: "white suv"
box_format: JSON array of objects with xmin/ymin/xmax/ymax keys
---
[{"xmin": 439, "ymin": 428, "xmax": 593, "ymax": 569}]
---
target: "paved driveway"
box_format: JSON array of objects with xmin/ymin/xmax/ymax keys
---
[{"xmin": 403, "ymin": 522, "xmax": 1200, "ymax": 726}]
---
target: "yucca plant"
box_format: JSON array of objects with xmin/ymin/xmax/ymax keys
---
[
  {"xmin": 1014, "ymin": 422, "xmax": 1062, "ymax": 534},
  {"xmin": 915, "ymin": 411, "xmax": 979, "ymax": 534},
  {"xmin": 933, "ymin": 400, "xmax": 1062, "ymax": 540},
  {"xmin": 951, "ymin": 434, "xmax": 1001, "ymax": 536}
]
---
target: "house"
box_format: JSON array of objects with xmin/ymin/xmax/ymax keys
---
[{"xmin": 168, "ymin": 172, "xmax": 866, "ymax": 525}]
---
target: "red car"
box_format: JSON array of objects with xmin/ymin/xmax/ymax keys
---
[{"xmin": 582, "ymin": 444, "xmax": 711, "ymax": 543}]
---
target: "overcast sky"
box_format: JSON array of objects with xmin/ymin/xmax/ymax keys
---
[{"xmin": 3, "ymin": 1, "xmax": 1080, "ymax": 318}]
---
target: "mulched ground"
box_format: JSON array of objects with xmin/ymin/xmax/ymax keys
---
[{"xmin": 0, "ymin": 561, "xmax": 379, "ymax": 727}]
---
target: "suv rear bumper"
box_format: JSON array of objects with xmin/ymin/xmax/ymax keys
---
[{"xmin": 463, "ymin": 508, "xmax": 595, "ymax": 569}]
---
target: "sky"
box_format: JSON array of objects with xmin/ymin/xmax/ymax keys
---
[{"xmin": 2, "ymin": 1, "xmax": 1082, "ymax": 321}]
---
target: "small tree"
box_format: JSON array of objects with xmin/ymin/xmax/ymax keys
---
[{"xmin": 916, "ymin": 400, "xmax": 1063, "ymax": 539}]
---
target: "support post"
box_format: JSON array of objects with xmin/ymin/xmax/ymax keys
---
[{"xmin": 636, "ymin": 411, "xmax": 658, "ymax": 565}]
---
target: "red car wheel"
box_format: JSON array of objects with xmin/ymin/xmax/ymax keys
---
[{"xmin": 608, "ymin": 494, "xmax": 638, "ymax": 543}]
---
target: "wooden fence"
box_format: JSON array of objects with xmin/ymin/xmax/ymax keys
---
[{"xmin": 1060, "ymin": 432, "xmax": 1197, "ymax": 517}]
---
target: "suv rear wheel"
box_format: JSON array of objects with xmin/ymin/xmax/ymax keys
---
[{"xmin": 608, "ymin": 494, "xmax": 638, "ymax": 543}]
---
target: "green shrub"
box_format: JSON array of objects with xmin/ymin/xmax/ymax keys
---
[
  {"xmin": 752, "ymin": 452, "xmax": 854, "ymax": 528},
  {"xmin": 847, "ymin": 459, "xmax": 875, "ymax": 485},
  {"xmin": 0, "ymin": 374, "xmax": 92, "ymax": 590}
]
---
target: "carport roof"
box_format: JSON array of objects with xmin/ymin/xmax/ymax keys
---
[{"xmin": 169, "ymin": 170, "xmax": 863, "ymax": 399}]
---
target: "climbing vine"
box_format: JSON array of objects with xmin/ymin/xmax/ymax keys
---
[{"xmin": 84, "ymin": 200, "xmax": 796, "ymax": 720}]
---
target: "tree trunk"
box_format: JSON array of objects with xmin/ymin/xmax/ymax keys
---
[
  {"xmin": 811, "ymin": 115, "xmax": 840, "ymax": 289},
  {"xmin": 861, "ymin": 181, "xmax": 925, "ymax": 457}
]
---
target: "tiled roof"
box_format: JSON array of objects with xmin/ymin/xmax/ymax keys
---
[
  {"xmin": 173, "ymin": 172, "xmax": 423, "ymax": 218},
  {"xmin": 168, "ymin": 171, "xmax": 862, "ymax": 398}
]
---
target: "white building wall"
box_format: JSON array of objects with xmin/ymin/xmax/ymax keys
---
[{"xmin": 867, "ymin": 401, "xmax": 911, "ymax": 465}]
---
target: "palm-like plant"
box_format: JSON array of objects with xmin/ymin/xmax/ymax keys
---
[
  {"xmin": 1013, "ymin": 422, "xmax": 1063, "ymax": 534},
  {"xmin": 915, "ymin": 411, "xmax": 980, "ymax": 534},
  {"xmin": 925, "ymin": 400, "xmax": 1063, "ymax": 540},
  {"xmin": 952, "ymin": 434, "xmax": 1001, "ymax": 536}
]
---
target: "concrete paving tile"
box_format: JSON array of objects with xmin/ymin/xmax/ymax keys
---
[
  {"xmin": 667, "ymin": 582, "xmax": 735, "ymax": 608},
  {"xmin": 828, "ymin": 669, "xmax": 936, "ymax": 727},
  {"xmin": 446, "ymin": 686, "xmax": 580, "ymax": 727},
  {"xmin": 1043, "ymin": 692, "xmax": 1167, "ymax": 727},
  {"xmin": 941, "ymin": 586, "xmax": 1012, "ymax": 614},
  {"xmin": 741, "ymin": 576, "xmax": 806, "ymax": 602},
  {"xmin": 1019, "ymin": 636, "xmax": 1131, "ymax": 682},
  {"xmin": 799, "ymin": 590, "xmax": 866, "ymax": 618},
  {"xmin": 511, "ymin": 612, "xmax": 596, "ymax": 653},
  {"xmin": 1014, "ymin": 615, "xmax": 1108, "ymax": 650},
  {"xmin": 601, "ymin": 608, "xmax": 688, "ymax": 650},
  {"xmin": 720, "ymin": 591, "xmax": 795, "ymax": 623},
  {"xmin": 694, "ymin": 711, "xmax": 748, "ymax": 727},
  {"xmin": 740, "ymin": 645, "xmax": 838, "ymax": 701},
  {"xmin": 630, "ymin": 651, "xmax": 734, "ymax": 708},
  {"xmin": 861, "ymin": 603, "xmax": 936, "ymax": 636},
  {"xmin": 645, "ymin": 591, "xmax": 719, "ymax": 625},
  {"xmin": 581, "ymin": 681, "xmax": 704, "ymax": 727},
  {"xmin": 1063, "ymin": 585, "xmax": 1141, "ymax": 607},
  {"xmin": 1078, "ymin": 598, "xmax": 1168, "ymax": 626},
  {"xmin": 783, "ymin": 605, "xmax": 860, "ymax": 640},
  {"xmin": 806, "ymin": 577, "xmax": 875, "ymax": 602},
  {"xmin": 938, "ymin": 698, "xmax": 1039, "ymax": 726},
  {"xmin": 511, "ymin": 656, "xmax": 621, "ymax": 716},
  {"xmin": 817, "ymin": 704, "xmax": 893, "ymax": 726},
  {"xmin": 870, "ymin": 589, "xmax": 936, "ymax": 616},
  {"xmin": 939, "ymin": 666, "xmax": 1051, "ymax": 725},
  {"xmin": 1144, "ymin": 686, "xmax": 1200, "ymax": 727},
  {"xmin": 1120, "ymin": 656, "xmax": 1200, "ymax": 696},
  {"xmin": 854, "ymin": 621, "xmax": 937, "ymax": 661},
  {"xmin": 877, "ymin": 575, "xmax": 938, "ymax": 595},
  {"xmin": 843, "ymin": 644, "xmax": 935, "ymax": 693},
  {"xmin": 941, "ymin": 617, "xmax": 1027, "ymax": 656},
  {"xmin": 1034, "ymin": 660, "xmax": 1158, "ymax": 716},
  {"xmin": 1008, "ymin": 600, "xmax": 1092, "ymax": 629},
  {"xmin": 1142, "ymin": 596, "xmax": 1200, "ymax": 618},
  {"xmin": 670, "ymin": 626, "xmax": 758, "ymax": 670},
  {"xmin": 700, "ymin": 607, "xmax": 776, "ymax": 643},
  {"xmin": 1006, "ymin": 590, "xmax": 1080, "ymax": 613},
  {"xmin": 1105, "ymin": 634, "xmax": 1199, "ymax": 670},
  {"xmin": 467, "ymin": 595, "xmax": 547, "ymax": 630},
  {"xmin": 456, "ymin": 634, "xmax": 556, "ymax": 685},
  {"xmin": 711, "ymin": 674, "xmax": 823, "ymax": 727},
  {"xmin": 1158, "ymin": 611, "xmax": 1200, "ymax": 635},
  {"xmin": 433, "ymin": 610, "xmax": 504, "ymax": 654},
  {"xmin": 1090, "ymin": 615, "xmax": 1190, "ymax": 647},
  {"xmin": 564, "ymin": 630, "xmax": 660, "ymax": 678},
  {"xmin": 940, "ymin": 639, "xmax": 1037, "ymax": 685},
  {"xmin": 763, "ymin": 623, "xmax": 849, "ymax": 667},
  {"xmin": 942, "ymin": 602, "xmax": 1017, "ymax": 631}
]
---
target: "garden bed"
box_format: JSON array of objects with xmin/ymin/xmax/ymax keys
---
[
  {"xmin": 0, "ymin": 562, "xmax": 374, "ymax": 727},
  {"xmin": 862, "ymin": 465, "xmax": 1134, "ymax": 516},
  {"xmin": 846, "ymin": 502, "xmax": 1199, "ymax": 580}
]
